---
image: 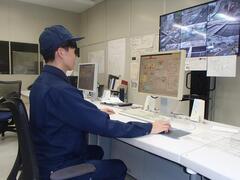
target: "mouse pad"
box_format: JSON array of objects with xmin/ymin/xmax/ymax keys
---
[{"xmin": 161, "ymin": 128, "xmax": 191, "ymax": 139}]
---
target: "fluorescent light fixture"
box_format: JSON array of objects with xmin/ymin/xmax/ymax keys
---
[{"xmin": 217, "ymin": 13, "xmax": 237, "ymax": 21}]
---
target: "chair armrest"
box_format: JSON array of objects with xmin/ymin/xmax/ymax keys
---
[
  {"xmin": 50, "ymin": 163, "xmax": 96, "ymax": 180},
  {"xmin": 0, "ymin": 107, "xmax": 10, "ymax": 112},
  {"xmin": 0, "ymin": 108, "xmax": 12, "ymax": 121}
]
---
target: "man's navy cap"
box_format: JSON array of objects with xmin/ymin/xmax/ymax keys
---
[{"xmin": 39, "ymin": 25, "xmax": 84, "ymax": 56}]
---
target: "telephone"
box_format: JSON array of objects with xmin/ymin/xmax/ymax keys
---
[
  {"xmin": 101, "ymin": 90, "xmax": 123, "ymax": 104},
  {"xmin": 144, "ymin": 95, "xmax": 160, "ymax": 112}
]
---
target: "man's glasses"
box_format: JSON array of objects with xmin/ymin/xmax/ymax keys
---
[{"xmin": 60, "ymin": 40, "xmax": 80, "ymax": 57}]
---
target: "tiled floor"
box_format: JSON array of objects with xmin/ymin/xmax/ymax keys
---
[
  {"xmin": 0, "ymin": 132, "xmax": 18, "ymax": 180},
  {"xmin": 0, "ymin": 132, "xmax": 135, "ymax": 180}
]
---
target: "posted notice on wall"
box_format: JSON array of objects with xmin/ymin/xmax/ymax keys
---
[
  {"xmin": 131, "ymin": 34, "xmax": 155, "ymax": 50},
  {"xmin": 207, "ymin": 55, "xmax": 237, "ymax": 77},
  {"xmin": 185, "ymin": 57, "xmax": 207, "ymax": 71},
  {"xmin": 88, "ymin": 50, "xmax": 105, "ymax": 74},
  {"xmin": 107, "ymin": 38, "xmax": 126, "ymax": 77},
  {"xmin": 130, "ymin": 62, "xmax": 139, "ymax": 89}
]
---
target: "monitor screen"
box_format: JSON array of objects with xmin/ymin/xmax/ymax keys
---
[
  {"xmin": 159, "ymin": 0, "xmax": 240, "ymax": 57},
  {"xmin": 138, "ymin": 51, "xmax": 186, "ymax": 100},
  {"xmin": 207, "ymin": 0, "xmax": 240, "ymax": 56},
  {"xmin": 180, "ymin": 4, "xmax": 208, "ymax": 57},
  {"xmin": 78, "ymin": 63, "xmax": 98, "ymax": 92}
]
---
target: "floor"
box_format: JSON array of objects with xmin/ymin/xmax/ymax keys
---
[
  {"xmin": 0, "ymin": 132, "xmax": 135, "ymax": 180},
  {"xmin": 0, "ymin": 132, "xmax": 18, "ymax": 180}
]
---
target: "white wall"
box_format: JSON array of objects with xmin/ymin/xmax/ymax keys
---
[
  {"xmin": 1, "ymin": 0, "xmax": 239, "ymax": 126},
  {"xmin": 78, "ymin": 0, "xmax": 208, "ymax": 116},
  {"xmin": 0, "ymin": 0, "xmax": 80, "ymax": 89},
  {"xmin": 78, "ymin": 0, "xmax": 240, "ymax": 126},
  {"xmin": 212, "ymin": 58, "xmax": 240, "ymax": 126}
]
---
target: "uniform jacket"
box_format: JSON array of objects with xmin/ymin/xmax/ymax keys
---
[{"xmin": 30, "ymin": 65, "xmax": 152, "ymax": 179}]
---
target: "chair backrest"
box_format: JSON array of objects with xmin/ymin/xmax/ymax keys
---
[
  {"xmin": 0, "ymin": 81, "xmax": 22, "ymax": 99},
  {"xmin": 1, "ymin": 98, "xmax": 39, "ymax": 180}
]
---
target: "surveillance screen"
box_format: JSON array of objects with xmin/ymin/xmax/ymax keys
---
[
  {"xmin": 159, "ymin": 0, "xmax": 240, "ymax": 57},
  {"xmin": 180, "ymin": 4, "xmax": 208, "ymax": 57},
  {"xmin": 160, "ymin": 12, "xmax": 182, "ymax": 51},
  {"xmin": 207, "ymin": 0, "xmax": 240, "ymax": 56}
]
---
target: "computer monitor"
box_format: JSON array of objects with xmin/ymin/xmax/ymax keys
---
[
  {"xmin": 68, "ymin": 76, "xmax": 78, "ymax": 88},
  {"xmin": 138, "ymin": 50, "xmax": 186, "ymax": 100},
  {"xmin": 78, "ymin": 63, "xmax": 98, "ymax": 93}
]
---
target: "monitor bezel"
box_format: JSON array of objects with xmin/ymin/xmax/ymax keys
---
[
  {"xmin": 77, "ymin": 62, "xmax": 98, "ymax": 93},
  {"xmin": 138, "ymin": 50, "xmax": 186, "ymax": 100}
]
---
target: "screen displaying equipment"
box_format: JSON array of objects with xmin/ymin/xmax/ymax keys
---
[
  {"xmin": 160, "ymin": 0, "xmax": 240, "ymax": 57},
  {"xmin": 138, "ymin": 50, "xmax": 186, "ymax": 100},
  {"xmin": 78, "ymin": 63, "xmax": 98, "ymax": 92}
]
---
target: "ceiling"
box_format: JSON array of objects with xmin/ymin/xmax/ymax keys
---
[{"xmin": 16, "ymin": 0, "xmax": 104, "ymax": 13}]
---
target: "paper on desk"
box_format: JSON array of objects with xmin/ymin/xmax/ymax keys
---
[
  {"xmin": 207, "ymin": 55, "xmax": 237, "ymax": 77},
  {"xmin": 88, "ymin": 50, "xmax": 105, "ymax": 73}
]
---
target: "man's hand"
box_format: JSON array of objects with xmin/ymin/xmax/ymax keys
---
[
  {"xmin": 100, "ymin": 107, "xmax": 115, "ymax": 115},
  {"xmin": 150, "ymin": 121, "xmax": 171, "ymax": 134}
]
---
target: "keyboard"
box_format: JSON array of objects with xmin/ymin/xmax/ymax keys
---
[{"xmin": 119, "ymin": 109, "xmax": 170, "ymax": 123}]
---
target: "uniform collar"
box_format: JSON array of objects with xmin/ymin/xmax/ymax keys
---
[{"xmin": 43, "ymin": 65, "xmax": 69, "ymax": 82}]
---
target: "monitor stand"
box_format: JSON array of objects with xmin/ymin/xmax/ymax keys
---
[{"xmin": 144, "ymin": 95, "xmax": 160, "ymax": 113}]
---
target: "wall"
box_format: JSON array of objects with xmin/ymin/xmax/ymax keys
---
[
  {"xmin": 1, "ymin": 0, "xmax": 239, "ymax": 126},
  {"xmin": 78, "ymin": 0, "xmax": 210, "ymax": 117},
  {"xmin": 212, "ymin": 58, "xmax": 240, "ymax": 126},
  {"xmin": 0, "ymin": 0, "xmax": 80, "ymax": 89},
  {"xmin": 79, "ymin": 0, "xmax": 240, "ymax": 126}
]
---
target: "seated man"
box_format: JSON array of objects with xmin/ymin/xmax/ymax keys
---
[{"xmin": 30, "ymin": 25, "xmax": 171, "ymax": 180}]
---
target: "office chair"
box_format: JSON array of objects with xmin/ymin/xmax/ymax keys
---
[
  {"xmin": 0, "ymin": 98, "xmax": 96, "ymax": 180},
  {"xmin": 0, "ymin": 80, "xmax": 22, "ymax": 98},
  {"xmin": 0, "ymin": 80, "xmax": 22, "ymax": 137}
]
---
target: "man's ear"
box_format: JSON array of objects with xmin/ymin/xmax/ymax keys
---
[{"xmin": 56, "ymin": 47, "xmax": 66, "ymax": 59}]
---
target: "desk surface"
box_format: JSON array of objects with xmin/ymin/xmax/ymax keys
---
[
  {"xmin": 181, "ymin": 134, "xmax": 240, "ymax": 180},
  {"xmin": 21, "ymin": 91, "xmax": 240, "ymax": 180},
  {"xmin": 107, "ymin": 105, "xmax": 240, "ymax": 180}
]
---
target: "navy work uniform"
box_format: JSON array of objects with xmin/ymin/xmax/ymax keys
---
[{"xmin": 30, "ymin": 65, "xmax": 152, "ymax": 180}]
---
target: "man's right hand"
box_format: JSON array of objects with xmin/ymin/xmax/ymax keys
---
[{"xmin": 150, "ymin": 121, "xmax": 171, "ymax": 134}]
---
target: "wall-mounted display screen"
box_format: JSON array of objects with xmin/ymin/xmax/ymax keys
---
[
  {"xmin": 207, "ymin": 0, "xmax": 240, "ymax": 56},
  {"xmin": 160, "ymin": 0, "xmax": 240, "ymax": 57},
  {"xmin": 11, "ymin": 42, "xmax": 38, "ymax": 74}
]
